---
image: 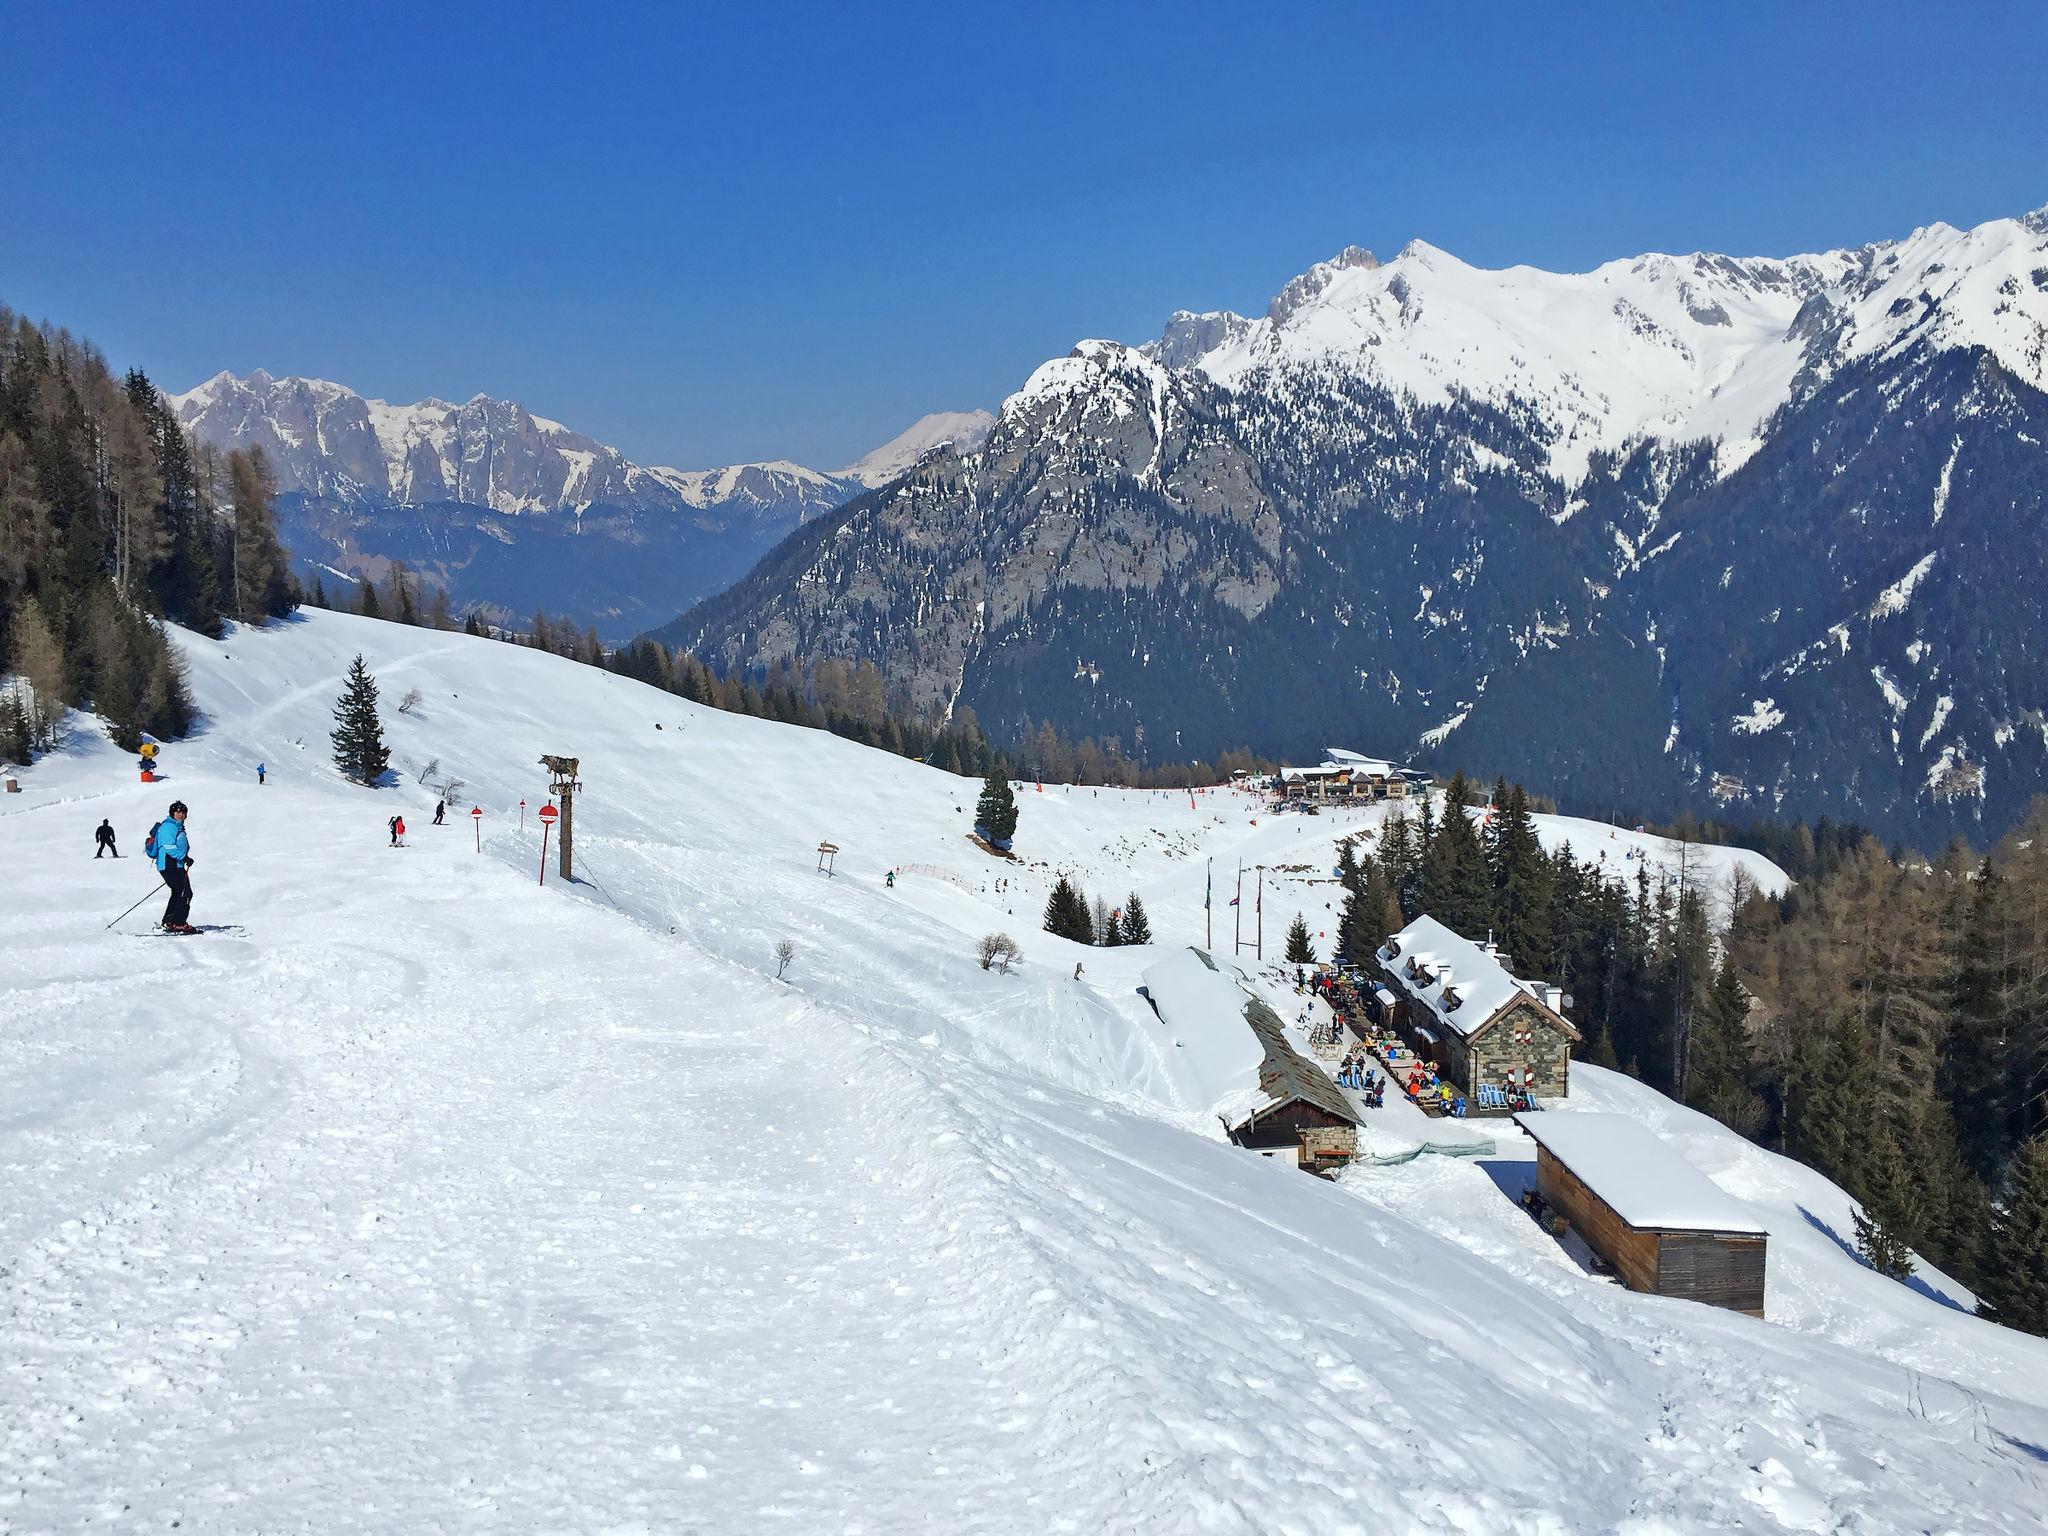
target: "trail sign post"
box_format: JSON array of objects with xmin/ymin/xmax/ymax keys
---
[
  {"xmin": 471, "ymin": 804, "xmax": 482, "ymax": 852},
  {"xmin": 817, "ymin": 840, "xmax": 839, "ymax": 877},
  {"xmin": 537, "ymin": 800, "xmax": 559, "ymax": 885},
  {"xmin": 539, "ymin": 755, "xmax": 581, "ymax": 882}
]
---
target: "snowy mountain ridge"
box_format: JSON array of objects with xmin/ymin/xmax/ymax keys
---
[
  {"xmin": 1122, "ymin": 206, "xmax": 2048, "ymax": 484},
  {"xmin": 172, "ymin": 369, "xmax": 991, "ymax": 517},
  {"xmin": 170, "ymin": 371, "xmax": 992, "ymax": 634},
  {"xmin": 676, "ymin": 199, "xmax": 2048, "ymax": 845}
]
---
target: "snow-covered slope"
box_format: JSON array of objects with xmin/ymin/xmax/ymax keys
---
[
  {"xmin": 839, "ymin": 408, "xmax": 995, "ymax": 487},
  {"xmin": 7, "ymin": 611, "xmax": 2045, "ymax": 1531}
]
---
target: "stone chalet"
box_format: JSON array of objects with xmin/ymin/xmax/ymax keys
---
[{"xmin": 1372, "ymin": 915, "xmax": 1581, "ymax": 1101}]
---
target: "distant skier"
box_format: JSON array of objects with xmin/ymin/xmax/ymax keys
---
[
  {"xmin": 389, "ymin": 815, "xmax": 405, "ymax": 847},
  {"xmin": 94, "ymin": 819, "xmax": 118, "ymax": 858},
  {"xmin": 146, "ymin": 800, "xmax": 196, "ymax": 934},
  {"xmin": 257, "ymin": 762, "xmax": 266, "ymax": 785},
  {"xmin": 433, "ymin": 800, "xmax": 445, "ymax": 826}
]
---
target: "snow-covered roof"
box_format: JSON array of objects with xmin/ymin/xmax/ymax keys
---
[
  {"xmin": 1515, "ymin": 1113, "xmax": 1766, "ymax": 1235},
  {"xmin": 1324, "ymin": 749, "xmax": 1398, "ymax": 775},
  {"xmin": 1142, "ymin": 949, "xmax": 1354, "ymax": 1131},
  {"xmin": 1378, "ymin": 915, "xmax": 1576, "ymax": 1040}
]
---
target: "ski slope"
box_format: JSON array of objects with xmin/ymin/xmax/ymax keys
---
[{"xmin": 5, "ymin": 610, "xmax": 2045, "ymax": 1534}]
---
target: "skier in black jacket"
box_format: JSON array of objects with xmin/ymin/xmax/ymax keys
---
[{"xmin": 94, "ymin": 819, "xmax": 118, "ymax": 858}]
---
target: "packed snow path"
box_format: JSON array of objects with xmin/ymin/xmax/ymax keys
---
[{"xmin": 6, "ymin": 612, "xmax": 2048, "ymax": 1533}]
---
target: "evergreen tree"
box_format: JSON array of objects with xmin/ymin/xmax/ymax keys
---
[
  {"xmin": 358, "ymin": 575, "xmax": 381, "ymax": 620},
  {"xmin": 1100, "ymin": 909, "xmax": 1124, "ymax": 946},
  {"xmin": 225, "ymin": 446, "xmax": 292, "ymax": 621},
  {"xmin": 1376, "ymin": 808, "xmax": 1421, "ymax": 920},
  {"xmin": 1982, "ymin": 1133, "xmax": 2048, "ymax": 1336},
  {"xmin": 1043, "ymin": 875, "xmax": 1095, "ymax": 944},
  {"xmin": 974, "ymin": 765, "xmax": 1019, "ymax": 845},
  {"xmin": 1120, "ymin": 892, "xmax": 1152, "ymax": 945},
  {"xmin": 329, "ymin": 653, "xmax": 390, "ymax": 786},
  {"xmin": 1419, "ymin": 777, "xmax": 1494, "ymax": 936},
  {"xmin": 1284, "ymin": 913, "xmax": 1314, "ymax": 965},
  {"xmin": 1852, "ymin": 1120, "xmax": 1921, "ymax": 1281},
  {"xmin": 1686, "ymin": 953, "xmax": 1763, "ymax": 1134},
  {"xmin": 1487, "ymin": 783, "xmax": 1553, "ymax": 973}
]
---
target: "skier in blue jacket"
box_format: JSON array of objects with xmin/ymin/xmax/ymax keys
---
[{"xmin": 150, "ymin": 800, "xmax": 196, "ymax": 933}]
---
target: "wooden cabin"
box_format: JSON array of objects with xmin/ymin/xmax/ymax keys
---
[
  {"xmin": 1374, "ymin": 915, "xmax": 1581, "ymax": 1105},
  {"xmin": 1226, "ymin": 994, "xmax": 1359, "ymax": 1174},
  {"xmin": 1515, "ymin": 1112, "xmax": 1767, "ymax": 1316}
]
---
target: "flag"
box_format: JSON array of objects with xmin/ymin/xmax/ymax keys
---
[{"xmin": 1229, "ymin": 896, "xmax": 1240, "ymax": 906}]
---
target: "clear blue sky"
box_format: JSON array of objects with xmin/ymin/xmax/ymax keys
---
[{"xmin": 4, "ymin": 2, "xmax": 2044, "ymax": 470}]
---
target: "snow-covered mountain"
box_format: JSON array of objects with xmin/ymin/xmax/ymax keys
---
[
  {"xmin": 171, "ymin": 372, "xmax": 989, "ymax": 633},
  {"xmin": 5, "ymin": 609, "xmax": 2044, "ymax": 1531},
  {"xmin": 671, "ymin": 202, "xmax": 2048, "ymax": 844}
]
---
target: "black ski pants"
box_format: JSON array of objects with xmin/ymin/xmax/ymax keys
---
[{"xmin": 160, "ymin": 861, "xmax": 193, "ymax": 928}]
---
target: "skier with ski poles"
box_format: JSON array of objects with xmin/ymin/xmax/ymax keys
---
[
  {"xmin": 147, "ymin": 800, "xmax": 197, "ymax": 934},
  {"xmin": 94, "ymin": 819, "xmax": 118, "ymax": 858}
]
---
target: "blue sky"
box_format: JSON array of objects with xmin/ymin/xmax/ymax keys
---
[{"xmin": 4, "ymin": 2, "xmax": 2044, "ymax": 469}]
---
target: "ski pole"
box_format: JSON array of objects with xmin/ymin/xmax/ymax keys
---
[{"xmin": 105, "ymin": 878, "xmax": 164, "ymax": 930}]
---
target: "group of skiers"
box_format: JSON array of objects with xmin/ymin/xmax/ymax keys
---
[{"xmin": 101, "ymin": 789, "xmax": 456, "ymax": 933}]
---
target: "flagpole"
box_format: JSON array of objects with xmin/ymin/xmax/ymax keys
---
[
  {"xmin": 1234, "ymin": 860, "xmax": 1243, "ymax": 956},
  {"xmin": 1205, "ymin": 857, "xmax": 1212, "ymax": 950},
  {"xmin": 1255, "ymin": 864, "xmax": 1264, "ymax": 961}
]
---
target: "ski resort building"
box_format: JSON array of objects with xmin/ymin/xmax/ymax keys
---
[
  {"xmin": 1139, "ymin": 949, "xmax": 1358, "ymax": 1175},
  {"xmin": 1224, "ymin": 993, "xmax": 1360, "ymax": 1174},
  {"xmin": 1275, "ymin": 748, "xmax": 1411, "ymax": 802},
  {"xmin": 1372, "ymin": 915, "xmax": 1581, "ymax": 1104},
  {"xmin": 1516, "ymin": 1113, "xmax": 1769, "ymax": 1316}
]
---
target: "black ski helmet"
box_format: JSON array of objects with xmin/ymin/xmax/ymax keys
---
[{"xmin": 169, "ymin": 800, "xmax": 188, "ymax": 815}]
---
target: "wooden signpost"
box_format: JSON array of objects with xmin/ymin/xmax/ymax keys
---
[
  {"xmin": 539, "ymin": 754, "xmax": 581, "ymax": 882},
  {"xmin": 817, "ymin": 840, "xmax": 839, "ymax": 877}
]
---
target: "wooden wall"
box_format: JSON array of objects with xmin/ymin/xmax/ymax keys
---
[
  {"xmin": 1656, "ymin": 1233, "xmax": 1766, "ymax": 1317},
  {"xmin": 1534, "ymin": 1148, "xmax": 1660, "ymax": 1292},
  {"xmin": 1536, "ymin": 1148, "xmax": 1768, "ymax": 1316}
]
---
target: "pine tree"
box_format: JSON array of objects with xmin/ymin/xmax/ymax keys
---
[
  {"xmin": 1982, "ymin": 1133, "xmax": 2048, "ymax": 1336},
  {"xmin": 974, "ymin": 765, "xmax": 1019, "ymax": 845},
  {"xmin": 329, "ymin": 653, "xmax": 390, "ymax": 786},
  {"xmin": 1284, "ymin": 913, "xmax": 1314, "ymax": 965},
  {"xmin": 1419, "ymin": 777, "xmax": 1494, "ymax": 937},
  {"xmin": 226, "ymin": 446, "xmax": 292, "ymax": 621},
  {"xmin": 1852, "ymin": 1120, "xmax": 1921, "ymax": 1281},
  {"xmin": 1686, "ymin": 953, "xmax": 1763, "ymax": 1134},
  {"xmin": 1487, "ymin": 783, "xmax": 1553, "ymax": 973},
  {"xmin": 358, "ymin": 575, "xmax": 381, "ymax": 620},
  {"xmin": 1120, "ymin": 892, "xmax": 1152, "ymax": 945},
  {"xmin": 1043, "ymin": 875, "xmax": 1094, "ymax": 944},
  {"xmin": 1101, "ymin": 909, "xmax": 1124, "ymax": 946}
]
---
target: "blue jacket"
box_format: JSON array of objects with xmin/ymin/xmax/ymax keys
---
[{"xmin": 152, "ymin": 818, "xmax": 190, "ymax": 871}]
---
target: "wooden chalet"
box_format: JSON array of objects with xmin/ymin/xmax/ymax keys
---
[
  {"xmin": 1516, "ymin": 1112, "xmax": 1768, "ymax": 1316},
  {"xmin": 1226, "ymin": 993, "xmax": 1359, "ymax": 1174},
  {"xmin": 1373, "ymin": 915, "xmax": 1581, "ymax": 1104},
  {"xmin": 1276, "ymin": 749, "xmax": 1409, "ymax": 803}
]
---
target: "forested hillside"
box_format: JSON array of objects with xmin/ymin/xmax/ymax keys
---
[
  {"xmin": 1338, "ymin": 773, "xmax": 2048, "ymax": 1332},
  {"xmin": 0, "ymin": 307, "xmax": 295, "ymax": 764}
]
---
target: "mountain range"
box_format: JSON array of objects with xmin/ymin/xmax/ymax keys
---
[
  {"xmin": 170, "ymin": 370, "xmax": 991, "ymax": 635},
  {"xmin": 662, "ymin": 203, "xmax": 2048, "ymax": 845}
]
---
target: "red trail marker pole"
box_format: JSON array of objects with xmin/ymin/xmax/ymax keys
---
[
  {"xmin": 471, "ymin": 805, "xmax": 482, "ymax": 852},
  {"xmin": 537, "ymin": 800, "xmax": 559, "ymax": 885}
]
